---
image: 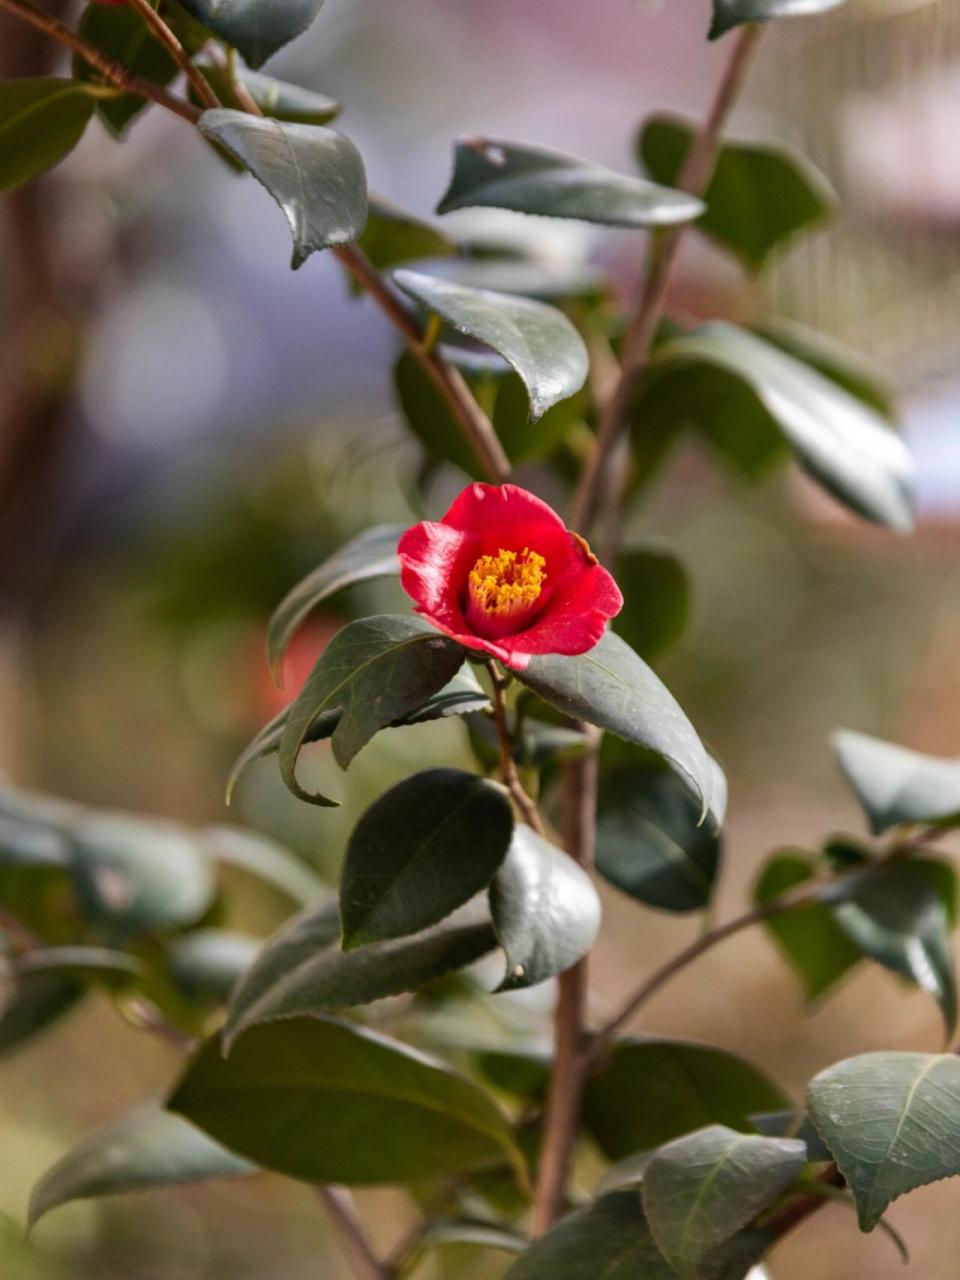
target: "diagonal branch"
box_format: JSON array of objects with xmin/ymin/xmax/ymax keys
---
[{"xmin": 125, "ymin": 0, "xmax": 221, "ymax": 111}]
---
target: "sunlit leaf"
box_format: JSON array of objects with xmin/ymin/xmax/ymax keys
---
[
  {"xmin": 832, "ymin": 729, "xmax": 960, "ymax": 835},
  {"xmin": 710, "ymin": 0, "xmax": 848, "ymax": 40}
]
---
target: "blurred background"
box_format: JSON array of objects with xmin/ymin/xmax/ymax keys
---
[{"xmin": 2, "ymin": 0, "xmax": 960, "ymax": 1275}]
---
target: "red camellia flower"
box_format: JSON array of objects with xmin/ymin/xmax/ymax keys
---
[{"xmin": 398, "ymin": 483, "xmax": 623, "ymax": 670}]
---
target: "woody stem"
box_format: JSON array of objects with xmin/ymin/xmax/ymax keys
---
[{"xmin": 487, "ymin": 663, "xmax": 546, "ymax": 836}]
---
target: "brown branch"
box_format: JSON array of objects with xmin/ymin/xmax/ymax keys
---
[
  {"xmin": 316, "ymin": 1186, "xmax": 390, "ymax": 1280},
  {"xmin": 125, "ymin": 0, "xmax": 220, "ymax": 111},
  {"xmin": 0, "ymin": 0, "xmax": 202, "ymax": 122},
  {"xmin": 225, "ymin": 44, "xmax": 263, "ymax": 115},
  {"xmin": 487, "ymin": 662, "xmax": 546, "ymax": 835},
  {"xmin": 570, "ymin": 22, "xmax": 763, "ymax": 534}
]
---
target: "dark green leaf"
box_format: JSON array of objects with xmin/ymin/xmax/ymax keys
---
[
  {"xmin": 832, "ymin": 860, "xmax": 957, "ymax": 1034},
  {"xmin": 74, "ymin": 6, "xmax": 177, "ymax": 134},
  {"xmin": 169, "ymin": 930, "xmax": 261, "ymax": 1006},
  {"xmin": 11, "ymin": 946, "xmax": 141, "ymax": 983},
  {"xmin": 393, "ymin": 269, "xmax": 588, "ymax": 420},
  {"xmin": 197, "ymin": 110, "xmax": 367, "ymax": 268},
  {"xmin": 583, "ymin": 1039, "xmax": 789, "ymax": 1160},
  {"xmin": 710, "ymin": 0, "xmax": 848, "ymax": 40},
  {"xmin": 807, "ymin": 1051, "xmax": 960, "ymax": 1230},
  {"xmin": 224, "ymin": 918, "xmax": 496, "ymax": 1041},
  {"xmin": 505, "ymin": 1191, "xmax": 675, "ymax": 1280},
  {"xmin": 516, "ymin": 631, "xmax": 715, "ymax": 819},
  {"xmin": 754, "ymin": 852, "xmax": 861, "ymax": 1001},
  {"xmin": 267, "ymin": 524, "xmax": 404, "ymax": 682},
  {"xmin": 642, "ymin": 1125, "xmax": 805, "ymax": 1280},
  {"xmin": 340, "ymin": 768, "xmax": 513, "ymax": 948},
  {"xmin": 648, "ymin": 324, "xmax": 914, "ymax": 530},
  {"xmin": 639, "ymin": 114, "xmax": 834, "ymax": 270},
  {"xmin": 750, "ymin": 1110, "xmax": 833, "ymax": 1162},
  {"xmin": 357, "ymin": 195, "xmax": 456, "ymax": 274},
  {"xmin": 279, "ymin": 615, "xmax": 465, "ymax": 805},
  {"xmin": 202, "ymin": 825, "xmax": 327, "ymax": 907},
  {"xmin": 756, "ymin": 321, "xmax": 896, "ymax": 421},
  {"xmin": 0, "ymin": 974, "xmax": 84, "ymax": 1057},
  {"xmin": 613, "ymin": 546, "xmax": 690, "ymax": 662},
  {"xmin": 443, "ymin": 258, "xmax": 607, "ymax": 303},
  {"xmin": 28, "ymin": 1104, "xmax": 254, "ymax": 1226},
  {"xmin": 473, "ymin": 1046, "xmax": 551, "ymax": 1102},
  {"xmin": 437, "ymin": 137, "xmax": 703, "ymax": 228},
  {"xmin": 394, "ymin": 349, "xmax": 485, "ymax": 476},
  {"xmin": 178, "ymin": 0, "xmax": 325, "ymax": 68},
  {"xmin": 0, "ymin": 79, "xmax": 96, "ymax": 193},
  {"xmin": 832, "ymin": 729, "xmax": 960, "ymax": 835},
  {"xmin": 197, "ymin": 65, "xmax": 340, "ymax": 123},
  {"xmin": 170, "ymin": 1015, "xmax": 523, "ymax": 1185},
  {"xmin": 490, "ymin": 825, "xmax": 601, "ymax": 991},
  {"xmin": 597, "ymin": 758, "xmax": 723, "ymax": 914}
]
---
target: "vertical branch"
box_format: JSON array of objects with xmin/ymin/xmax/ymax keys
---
[{"xmin": 487, "ymin": 662, "xmax": 546, "ymax": 834}]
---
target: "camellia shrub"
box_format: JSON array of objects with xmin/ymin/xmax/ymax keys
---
[{"xmin": 3, "ymin": 0, "xmax": 960, "ymax": 1276}]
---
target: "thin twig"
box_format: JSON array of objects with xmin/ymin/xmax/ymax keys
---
[
  {"xmin": 316, "ymin": 1186, "xmax": 390, "ymax": 1280},
  {"xmin": 570, "ymin": 22, "xmax": 763, "ymax": 534},
  {"xmin": 487, "ymin": 662, "xmax": 546, "ymax": 835},
  {"xmin": 124, "ymin": 0, "xmax": 221, "ymax": 110},
  {"xmin": 0, "ymin": 0, "xmax": 201, "ymax": 123}
]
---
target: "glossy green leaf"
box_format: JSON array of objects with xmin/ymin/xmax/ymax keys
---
[
  {"xmin": 357, "ymin": 195, "xmax": 456, "ymax": 274},
  {"xmin": 224, "ymin": 918, "xmax": 496, "ymax": 1041},
  {"xmin": 710, "ymin": 0, "xmax": 848, "ymax": 40},
  {"xmin": 393, "ymin": 269, "xmax": 588, "ymax": 420},
  {"xmin": 597, "ymin": 758, "xmax": 723, "ymax": 914},
  {"xmin": 340, "ymin": 769, "xmax": 513, "ymax": 948},
  {"xmin": 202, "ymin": 825, "xmax": 327, "ymax": 907},
  {"xmin": 74, "ymin": 6, "xmax": 178, "ymax": 134},
  {"xmin": 613, "ymin": 546, "xmax": 690, "ymax": 662},
  {"xmin": 807, "ymin": 1051, "xmax": 960, "ymax": 1230},
  {"xmin": 490, "ymin": 825, "xmax": 601, "ymax": 991},
  {"xmin": 832, "ymin": 729, "xmax": 960, "ymax": 835},
  {"xmin": 832, "ymin": 860, "xmax": 957, "ymax": 1033},
  {"xmin": 279, "ymin": 615, "xmax": 465, "ymax": 805},
  {"xmin": 437, "ymin": 137, "xmax": 704, "ymax": 228},
  {"xmin": 178, "ymin": 0, "xmax": 325, "ymax": 68},
  {"xmin": 29, "ymin": 1105, "xmax": 254, "ymax": 1226},
  {"xmin": 197, "ymin": 65, "xmax": 340, "ymax": 123},
  {"xmin": 643, "ymin": 1125, "xmax": 806, "ymax": 1280},
  {"xmin": 267, "ymin": 524, "xmax": 404, "ymax": 682},
  {"xmin": 506, "ymin": 1192, "xmax": 675, "ymax": 1280},
  {"xmin": 749, "ymin": 1110, "xmax": 833, "ymax": 1162},
  {"xmin": 754, "ymin": 852, "xmax": 861, "ymax": 1001},
  {"xmin": 170, "ymin": 1015, "xmax": 522, "ymax": 1185},
  {"xmin": 169, "ymin": 930, "xmax": 261, "ymax": 1006},
  {"xmin": 757, "ymin": 321, "xmax": 896, "ymax": 421},
  {"xmin": 516, "ymin": 631, "xmax": 715, "ymax": 819},
  {"xmin": 197, "ymin": 110, "xmax": 367, "ymax": 268},
  {"xmin": 639, "ymin": 114, "xmax": 834, "ymax": 270},
  {"xmin": 648, "ymin": 324, "xmax": 914, "ymax": 530},
  {"xmin": 583, "ymin": 1039, "xmax": 788, "ymax": 1160},
  {"xmin": 0, "ymin": 79, "xmax": 96, "ymax": 193}
]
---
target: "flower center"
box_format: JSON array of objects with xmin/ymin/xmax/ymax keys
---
[{"xmin": 465, "ymin": 546, "xmax": 547, "ymax": 636}]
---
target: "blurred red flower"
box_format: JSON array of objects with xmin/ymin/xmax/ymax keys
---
[{"xmin": 399, "ymin": 482, "xmax": 622, "ymax": 670}]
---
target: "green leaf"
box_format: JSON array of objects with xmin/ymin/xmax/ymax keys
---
[
  {"xmin": 596, "ymin": 758, "xmax": 723, "ymax": 914},
  {"xmin": 224, "ymin": 918, "xmax": 496, "ymax": 1042},
  {"xmin": 756, "ymin": 321, "xmax": 896, "ymax": 421},
  {"xmin": 0, "ymin": 814, "xmax": 69, "ymax": 868},
  {"xmin": 506, "ymin": 1191, "xmax": 675, "ymax": 1280},
  {"xmin": 638, "ymin": 114, "xmax": 834, "ymax": 271},
  {"xmin": 613, "ymin": 546, "xmax": 690, "ymax": 662},
  {"xmin": 0, "ymin": 79, "xmax": 96, "ymax": 193},
  {"xmin": 170, "ymin": 1015, "xmax": 523, "ymax": 1185},
  {"xmin": 11, "ymin": 946, "xmax": 141, "ymax": 983},
  {"xmin": 490, "ymin": 825, "xmax": 601, "ymax": 991},
  {"xmin": 357, "ymin": 195, "xmax": 456, "ymax": 275},
  {"xmin": 28, "ymin": 1104, "xmax": 254, "ymax": 1227},
  {"xmin": 0, "ymin": 974, "xmax": 85, "ymax": 1057},
  {"xmin": 419, "ymin": 1218, "xmax": 527, "ymax": 1256},
  {"xmin": 202, "ymin": 825, "xmax": 327, "ymax": 908},
  {"xmin": 177, "ymin": 0, "xmax": 325, "ymax": 68},
  {"xmin": 710, "ymin": 0, "xmax": 848, "ymax": 40},
  {"xmin": 583, "ymin": 1039, "xmax": 788, "ymax": 1160},
  {"xmin": 267, "ymin": 524, "xmax": 404, "ymax": 682},
  {"xmin": 73, "ymin": 6, "xmax": 178, "ymax": 135},
  {"xmin": 647, "ymin": 324, "xmax": 914, "ymax": 530},
  {"xmin": 279, "ymin": 615, "xmax": 465, "ymax": 806},
  {"xmin": 228, "ymin": 664, "xmax": 488, "ymax": 802},
  {"xmin": 437, "ymin": 137, "xmax": 704, "ymax": 228},
  {"xmin": 832, "ymin": 860, "xmax": 957, "ymax": 1034},
  {"xmin": 643, "ymin": 1125, "xmax": 806, "ymax": 1280},
  {"xmin": 68, "ymin": 813, "xmax": 214, "ymax": 936},
  {"xmin": 754, "ymin": 852, "xmax": 861, "ymax": 1001},
  {"xmin": 339, "ymin": 769, "xmax": 514, "ymax": 948},
  {"xmin": 197, "ymin": 110, "xmax": 367, "ymax": 268},
  {"xmin": 169, "ymin": 930, "xmax": 261, "ymax": 1006},
  {"xmin": 394, "ymin": 349, "xmax": 485, "ymax": 477},
  {"xmin": 393, "ymin": 269, "xmax": 588, "ymax": 420},
  {"xmin": 807, "ymin": 1051, "xmax": 960, "ymax": 1230},
  {"xmin": 749, "ymin": 1110, "xmax": 833, "ymax": 1162},
  {"xmin": 515, "ymin": 631, "xmax": 715, "ymax": 819},
  {"xmin": 196, "ymin": 64, "xmax": 340, "ymax": 123},
  {"xmin": 832, "ymin": 729, "xmax": 960, "ymax": 835}
]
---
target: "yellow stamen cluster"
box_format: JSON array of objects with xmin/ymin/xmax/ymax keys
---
[{"xmin": 468, "ymin": 546, "xmax": 546, "ymax": 617}]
